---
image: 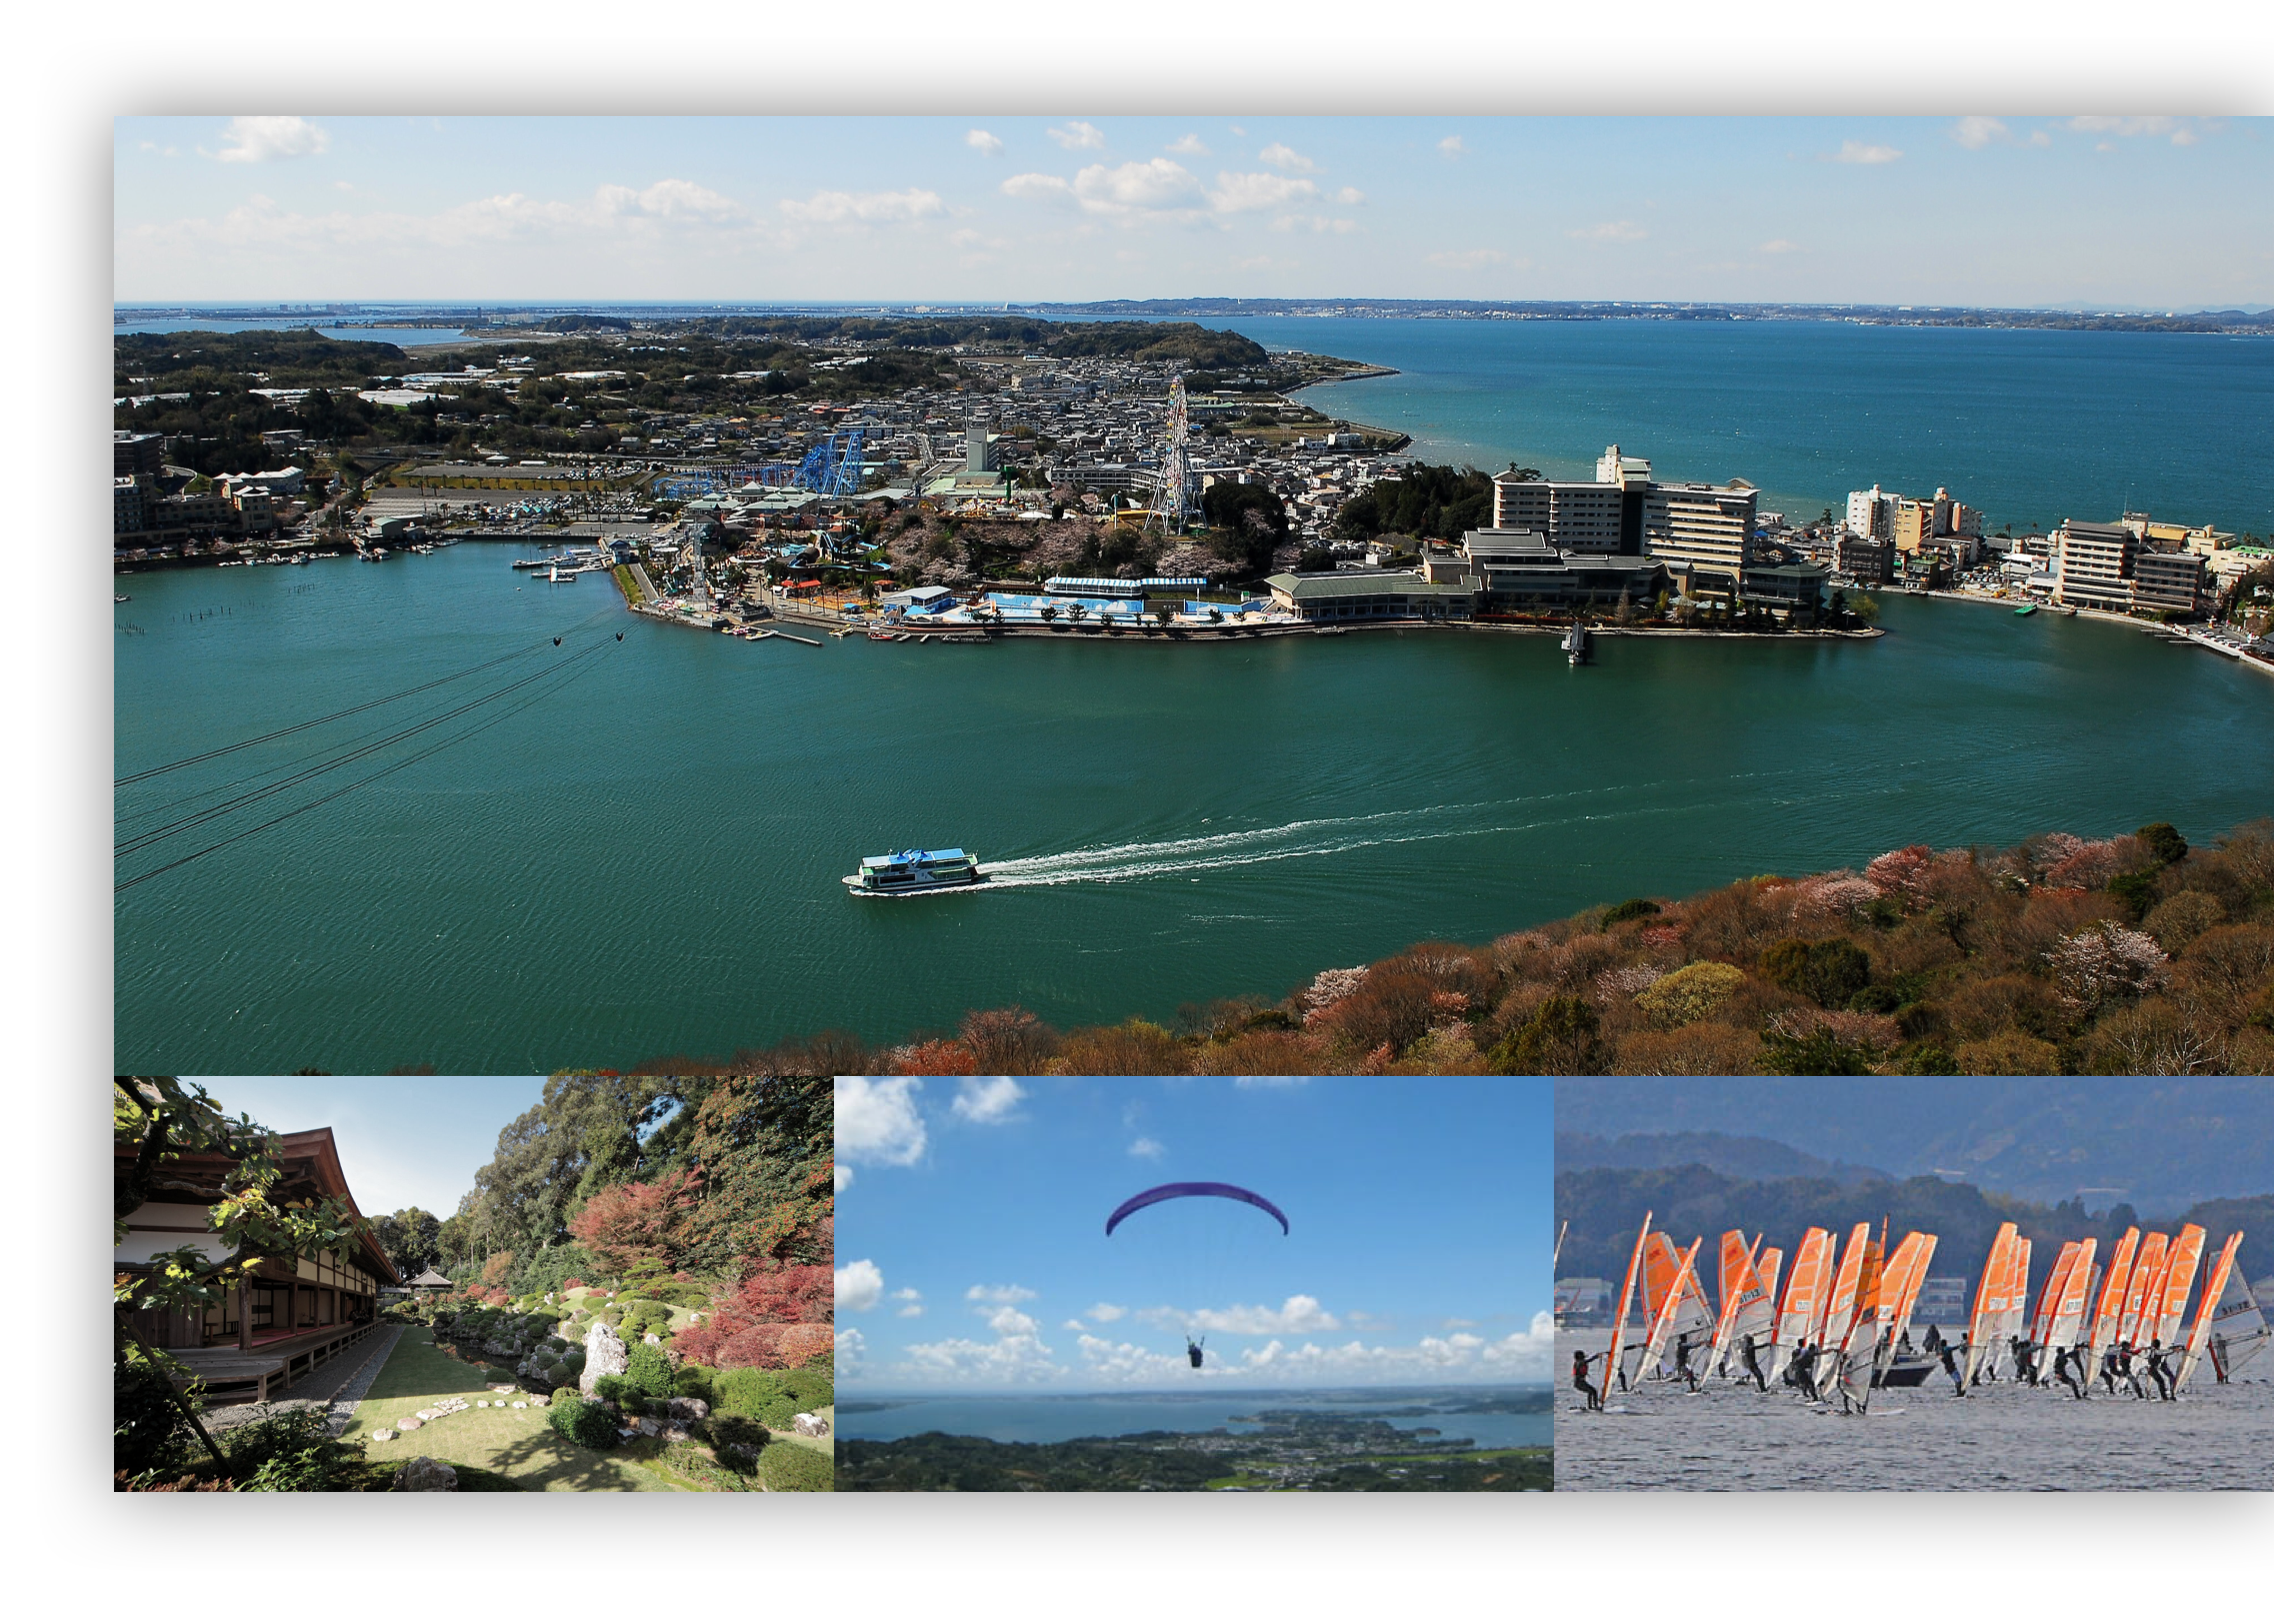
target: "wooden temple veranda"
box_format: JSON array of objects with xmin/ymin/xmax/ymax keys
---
[{"xmin": 116, "ymin": 1127, "xmax": 401, "ymax": 1402}]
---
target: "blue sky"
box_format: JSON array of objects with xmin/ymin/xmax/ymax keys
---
[
  {"xmin": 833, "ymin": 1076, "xmax": 1553, "ymax": 1391},
  {"xmin": 187, "ymin": 1077, "xmax": 546, "ymax": 1220},
  {"xmin": 113, "ymin": 116, "xmax": 2269, "ymax": 308}
]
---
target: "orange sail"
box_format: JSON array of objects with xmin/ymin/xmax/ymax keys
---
[
  {"xmin": 1817, "ymin": 1223, "xmax": 1873, "ymax": 1392},
  {"xmin": 1706, "ymin": 1231, "xmax": 1770, "ymax": 1380},
  {"xmin": 1773, "ymin": 1227, "xmax": 1833, "ymax": 1378},
  {"xmin": 2118, "ymin": 1232, "xmax": 2170, "ymax": 1349},
  {"xmin": 1606, "ymin": 1211, "xmax": 1652, "ymax": 1395},
  {"xmin": 1642, "ymin": 1230, "xmax": 1715, "ymax": 1350},
  {"xmin": 1754, "ymin": 1246, "xmax": 1784, "ymax": 1319},
  {"xmin": 2085, "ymin": 1227, "xmax": 2140, "ymax": 1374},
  {"xmin": 2173, "ymin": 1232, "xmax": 2244, "ymax": 1395},
  {"xmin": 1837, "ymin": 1229, "xmax": 1887, "ymax": 1409},
  {"xmin": 1636, "ymin": 1237, "xmax": 1704, "ymax": 1382},
  {"xmin": 1963, "ymin": 1223, "xmax": 2023, "ymax": 1390},
  {"xmin": 2153, "ymin": 1224, "xmax": 2209, "ymax": 1350},
  {"xmin": 2047, "ymin": 1238, "xmax": 2096, "ymax": 1358},
  {"xmin": 1877, "ymin": 1231, "xmax": 1939, "ymax": 1344},
  {"xmin": 2031, "ymin": 1242, "xmax": 2084, "ymax": 1351}
]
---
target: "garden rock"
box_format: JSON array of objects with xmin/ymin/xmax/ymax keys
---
[
  {"xmin": 392, "ymin": 1456, "xmax": 458, "ymax": 1492},
  {"xmin": 395, "ymin": 1417, "xmax": 423, "ymax": 1432},
  {"xmin": 634, "ymin": 1416, "xmax": 665, "ymax": 1439},
  {"xmin": 663, "ymin": 1397, "xmax": 708, "ymax": 1421},
  {"xmin": 510, "ymin": 1400, "xmax": 527, "ymax": 1409},
  {"xmin": 371, "ymin": 1429, "xmax": 396, "ymax": 1442},
  {"xmin": 580, "ymin": 1321, "xmax": 628, "ymax": 1395},
  {"xmin": 661, "ymin": 1425, "xmax": 691, "ymax": 1444},
  {"xmin": 493, "ymin": 1384, "xmax": 513, "ymax": 1394},
  {"xmin": 792, "ymin": 1413, "xmax": 829, "ymax": 1438}
]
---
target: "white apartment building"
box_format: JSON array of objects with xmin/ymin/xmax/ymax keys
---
[
  {"xmin": 1489, "ymin": 477, "xmax": 1627, "ymax": 552},
  {"xmin": 1645, "ymin": 480, "xmax": 1760, "ymax": 588}
]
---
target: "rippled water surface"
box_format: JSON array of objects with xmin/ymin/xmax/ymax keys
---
[
  {"xmin": 1555, "ymin": 1327, "xmax": 2272, "ymax": 1491},
  {"xmin": 114, "ymin": 544, "xmax": 2274, "ymax": 1073}
]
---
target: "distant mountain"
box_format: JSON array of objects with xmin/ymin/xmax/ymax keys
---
[
  {"xmin": 1554, "ymin": 1130, "xmax": 1890, "ymax": 1188},
  {"xmin": 1555, "ymin": 1080, "xmax": 2274, "ymax": 1217}
]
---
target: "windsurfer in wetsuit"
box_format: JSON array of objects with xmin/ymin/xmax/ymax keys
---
[
  {"xmin": 1186, "ymin": 1334, "xmax": 1205, "ymax": 1370},
  {"xmin": 2144, "ymin": 1340, "xmax": 2174, "ymax": 1400},
  {"xmin": 1572, "ymin": 1348, "xmax": 1604, "ymax": 1411},
  {"xmin": 2115, "ymin": 1339, "xmax": 2146, "ymax": 1398},
  {"xmin": 2052, "ymin": 1346, "xmax": 2086, "ymax": 1400},
  {"xmin": 1941, "ymin": 1337, "xmax": 1965, "ymax": 1396},
  {"xmin": 1923, "ymin": 1323, "xmax": 1942, "ymax": 1358},
  {"xmin": 1738, "ymin": 1332, "xmax": 1768, "ymax": 1391},
  {"xmin": 2010, "ymin": 1334, "xmax": 2037, "ymax": 1385},
  {"xmin": 1792, "ymin": 1341, "xmax": 1823, "ymax": 1402},
  {"xmin": 1673, "ymin": 1331, "xmax": 1701, "ymax": 1393}
]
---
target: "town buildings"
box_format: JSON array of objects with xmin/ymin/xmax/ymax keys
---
[{"xmin": 2052, "ymin": 518, "xmax": 2207, "ymax": 617}]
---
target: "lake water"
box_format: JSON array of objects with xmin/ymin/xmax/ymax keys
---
[
  {"xmin": 836, "ymin": 1391, "xmax": 1551, "ymax": 1448},
  {"xmin": 114, "ymin": 545, "xmax": 2274, "ymax": 1074},
  {"xmin": 1555, "ymin": 1327, "xmax": 2271, "ymax": 1490},
  {"xmin": 1220, "ymin": 316, "xmax": 2274, "ymax": 538},
  {"xmin": 114, "ymin": 315, "xmax": 471, "ymax": 345}
]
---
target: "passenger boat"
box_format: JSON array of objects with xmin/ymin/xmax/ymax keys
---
[
  {"xmin": 844, "ymin": 847, "xmax": 986, "ymax": 895},
  {"xmin": 1564, "ymin": 620, "xmax": 1593, "ymax": 666},
  {"xmin": 2013, "ymin": 603, "xmax": 2038, "ymax": 616}
]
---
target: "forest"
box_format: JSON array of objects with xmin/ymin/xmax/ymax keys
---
[{"xmin": 660, "ymin": 818, "xmax": 2274, "ymax": 1075}]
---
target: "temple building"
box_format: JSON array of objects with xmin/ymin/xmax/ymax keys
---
[{"xmin": 116, "ymin": 1127, "xmax": 398, "ymax": 1392}]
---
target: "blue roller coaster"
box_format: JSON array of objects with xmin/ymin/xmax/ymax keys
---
[{"xmin": 652, "ymin": 430, "xmax": 866, "ymax": 501}]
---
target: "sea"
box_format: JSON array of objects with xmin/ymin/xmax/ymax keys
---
[
  {"xmin": 1555, "ymin": 1327, "xmax": 2271, "ymax": 1491},
  {"xmin": 115, "ymin": 315, "xmax": 472, "ymax": 345},
  {"xmin": 112, "ymin": 320, "xmax": 2274, "ymax": 1074},
  {"xmin": 835, "ymin": 1389, "xmax": 1551, "ymax": 1448}
]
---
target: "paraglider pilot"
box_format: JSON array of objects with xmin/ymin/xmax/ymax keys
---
[{"xmin": 1186, "ymin": 1334, "xmax": 1205, "ymax": 1370}]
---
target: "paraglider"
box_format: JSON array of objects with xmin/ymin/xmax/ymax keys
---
[
  {"xmin": 615, "ymin": 632, "xmax": 623, "ymax": 641},
  {"xmin": 552, "ymin": 636, "xmax": 562, "ymax": 646},
  {"xmin": 1186, "ymin": 1334, "xmax": 1206, "ymax": 1369},
  {"xmin": 1105, "ymin": 1182, "xmax": 1289, "ymax": 1237}
]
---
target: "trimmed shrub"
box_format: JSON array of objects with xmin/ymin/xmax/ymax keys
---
[
  {"xmin": 672, "ymin": 1364, "xmax": 717, "ymax": 1402},
  {"xmin": 758, "ymin": 1440, "xmax": 833, "ymax": 1491},
  {"xmin": 623, "ymin": 1344, "xmax": 675, "ymax": 1400},
  {"xmin": 544, "ymin": 1364, "xmax": 571, "ymax": 1387},
  {"xmin": 709, "ymin": 1415, "xmax": 767, "ymax": 1471},
  {"xmin": 548, "ymin": 1397, "xmax": 618, "ymax": 1450},
  {"xmin": 591, "ymin": 1374, "xmax": 631, "ymax": 1405}
]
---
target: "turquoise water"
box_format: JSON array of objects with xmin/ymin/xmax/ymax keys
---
[
  {"xmin": 114, "ymin": 547, "xmax": 2274, "ymax": 1074},
  {"xmin": 836, "ymin": 1392, "xmax": 1550, "ymax": 1448},
  {"xmin": 1218, "ymin": 317, "xmax": 2274, "ymax": 538}
]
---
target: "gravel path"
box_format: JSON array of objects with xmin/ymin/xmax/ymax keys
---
[{"xmin": 196, "ymin": 1327, "xmax": 404, "ymax": 1435}]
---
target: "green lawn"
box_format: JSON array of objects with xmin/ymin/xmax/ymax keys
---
[{"xmin": 341, "ymin": 1327, "xmax": 673, "ymax": 1492}]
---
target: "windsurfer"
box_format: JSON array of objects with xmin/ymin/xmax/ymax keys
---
[
  {"xmin": 1923, "ymin": 1323, "xmax": 1942, "ymax": 1357},
  {"xmin": 1738, "ymin": 1332, "xmax": 1768, "ymax": 1391},
  {"xmin": 1791, "ymin": 1341, "xmax": 1823, "ymax": 1402},
  {"xmin": 2052, "ymin": 1346, "xmax": 2086, "ymax": 1400},
  {"xmin": 1572, "ymin": 1348, "xmax": 1604, "ymax": 1411},
  {"xmin": 1673, "ymin": 1332, "xmax": 1701, "ymax": 1393},
  {"xmin": 2114, "ymin": 1339, "xmax": 2147, "ymax": 1398},
  {"xmin": 1939, "ymin": 1338, "xmax": 1964, "ymax": 1395},
  {"xmin": 2144, "ymin": 1340, "xmax": 2174, "ymax": 1400}
]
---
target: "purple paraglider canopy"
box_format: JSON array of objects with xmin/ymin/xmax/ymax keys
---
[{"xmin": 1105, "ymin": 1181, "xmax": 1289, "ymax": 1237}]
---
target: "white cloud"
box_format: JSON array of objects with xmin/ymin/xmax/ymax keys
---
[
  {"xmin": 1271, "ymin": 215, "xmax": 1360, "ymax": 235},
  {"xmin": 1168, "ymin": 134, "xmax": 1209, "ymax": 156},
  {"xmin": 898, "ymin": 1303, "xmax": 925, "ymax": 1318},
  {"xmin": 1442, "ymin": 1317, "xmax": 1478, "ymax": 1329},
  {"xmin": 1049, "ymin": 121, "xmax": 1106, "ymax": 150},
  {"xmin": 833, "ymin": 1165, "xmax": 852, "ymax": 1192},
  {"xmin": 1258, "ymin": 142, "xmax": 1318, "ymax": 174},
  {"xmin": 835, "ymin": 1077, "xmax": 926, "ymax": 1165},
  {"xmin": 951, "ymin": 1075, "xmax": 1024, "ymax": 1124},
  {"xmin": 983, "ymin": 1305, "xmax": 1040, "ymax": 1337},
  {"xmin": 1438, "ymin": 135, "xmax": 1466, "ymax": 158},
  {"xmin": 779, "ymin": 187, "xmax": 944, "ymax": 224},
  {"xmin": 964, "ymin": 1283, "xmax": 1038, "ymax": 1304},
  {"xmin": 965, "ymin": 128, "xmax": 1004, "ymax": 156},
  {"xmin": 1331, "ymin": 186, "xmax": 1365, "ymax": 205},
  {"xmin": 1427, "ymin": 248, "xmax": 1507, "ymax": 269},
  {"xmin": 2067, "ymin": 115, "xmax": 2200, "ymax": 146},
  {"xmin": 1062, "ymin": 1317, "xmax": 1086, "ymax": 1331},
  {"xmin": 1212, "ymin": 171, "xmax": 1317, "ymax": 212},
  {"xmin": 1758, "ymin": 238, "xmax": 1799, "ymax": 254},
  {"xmin": 1232, "ymin": 1076, "xmax": 1311, "ymax": 1087},
  {"xmin": 836, "ymin": 1259, "xmax": 884, "ymax": 1312},
  {"xmin": 1828, "ymin": 140, "xmax": 1903, "ymax": 165},
  {"xmin": 1127, "ymin": 1136, "xmax": 1164, "ymax": 1160},
  {"xmin": 890, "ymin": 1287, "xmax": 921, "ymax": 1302},
  {"xmin": 901, "ymin": 1333, "xmax": 1064, "ymax": 1384},
  {"xmin": 1085, "ymin": 1303, "xmax": 1127, "ymax": 1324},
  {"xmin": 1143, "ymin": 1294, "xmax": 1343, "ymax": 1335},
  {"xmin": 1078, "ymin": 159, "xmax": 1204, "ymax": 213},
  {"xmin": 1567, "ymin": 221, "xmax": 1647, "ymax": 243},
  {"xmin": 1951, "ymin": 116, "xmax": 2008, "ymax": 150},
  {"xmin": 215, "ymin": 116, "xmax": 330, "ymax": 163},
  {"xmin": 622, "ymin": 178, "xmax": 743, "ymax": 219},
  {"xmin": 837, "ymin": 1326, "xmax": 865, "ymax": 1369},
  {"xmin": 1000, "ymin": 172, "xmax": 1076, "ymax": 205}
]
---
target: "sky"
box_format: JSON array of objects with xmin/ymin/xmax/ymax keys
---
[
  {"xmin": 112, "ymin": 115, "xmax": 2270, "ymax": 309},
  {"xmin": 833, "ymin": 1075, "xmax": 1553, "ymax": 1391},
  {"xmin": 188, "ymin": 1076, "xmax": 546, "ymax": 1219}
]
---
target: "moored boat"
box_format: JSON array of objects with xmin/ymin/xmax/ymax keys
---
[
  {"xmin": 844, "ymin": 847, "xmax": 986, "ymax": 895},
  {"xmin": 2014, "ymin": 603, "xmax": 2038, "ymax": 616}
]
